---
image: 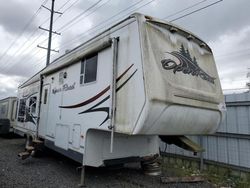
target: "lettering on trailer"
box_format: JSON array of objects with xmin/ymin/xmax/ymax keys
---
[
  {"xmin": 52, "ymin": 83, "xmax": 76, "ymax": 94},
  {"xmin": 161, "ymin": 44, "xmax": 216, "ymax": 84}
]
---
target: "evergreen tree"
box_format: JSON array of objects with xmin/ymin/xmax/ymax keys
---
[
  {"xmin": 180, "ymin": 44, "xmax": 186, "ymax": 56},
  {"xmin": 185, "ymin": 49, "xmax": 192, "ymax": 61},
  {"xmin": 193, "ymin": 57, "xmax": 198, "ymax": 65}
]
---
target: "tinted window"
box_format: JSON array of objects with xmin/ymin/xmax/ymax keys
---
[
  {"xmin": 44, "ymin": 89, "xmax": 48, "ymax": 104},
  {"xmin": 0, "ymin": 103, "xmax": 7, "ymax": 118},
  {"xmin": 80, "ymin": 75, "xmax": 84, "ymax": 85},
  {"xmin": 80, "ymin": 54, "xmax": 98, "ymax": 84},
  {"xmin": 80, "ymin": 60, "xmax": 85, "ymax": 74},
  {"xmin": 85, "ymin": 55, "xmax": 97, "ymax": 83}
]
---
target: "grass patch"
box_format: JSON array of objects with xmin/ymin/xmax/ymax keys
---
[{"xmin": 162, "ymin": 157, "xmax": 250, "ymax": 188}]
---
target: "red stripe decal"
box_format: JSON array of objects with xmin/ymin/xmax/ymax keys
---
[
  {"xmin": 116, "ymin": 64, "xmax": 134, "ymax": 82},
  {"xmin": 59, "ymin": 86, "xmax": 110, "ymax": 109},
  {"xmin": 59, "ymin": 64, "xmax": 134, "ymax": 109}
]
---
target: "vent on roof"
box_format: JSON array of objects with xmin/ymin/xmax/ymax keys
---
[{"xmin": 65, "ymin": 49, "xmax": 71, "ymax": 54}]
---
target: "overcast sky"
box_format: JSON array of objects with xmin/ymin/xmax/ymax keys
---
[{"xmin": 0, "ymin": 0, "xmax": 250, "ymax": 99}]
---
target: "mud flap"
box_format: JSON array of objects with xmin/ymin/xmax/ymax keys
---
[{"xmin": 160, "ymin": 135, "xmax": 204, "ymax": 153}]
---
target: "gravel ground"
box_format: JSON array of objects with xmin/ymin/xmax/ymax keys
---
[{"xmin": 0, "ymin": 136, "xmax": 214, "ymax": 188}]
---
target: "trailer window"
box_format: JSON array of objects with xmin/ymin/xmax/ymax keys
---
[
  {"xmin": 17, "ymin": 99, "xmax": 26, "ymax": 122},
  {"xmin": 80, "ymin": 54, "xmax": 98, "ymax": 84},
  {"xmin": 15, "ymin": 100, "xmax": 18, "ymax": 119},
  {"xmin": 11, "ymin": 100, "xmax": 17, "ymax": 121},
  {"xmin": 59, "ymin": 72, "xmax": 64, "ymax": 85},
  {"xmin": 0, "ymin": 103, "xmax": 7, "ymax": 118},
  {"xmin": 44, "ymin": 89, "xmax": 48, "ymax": 104}
]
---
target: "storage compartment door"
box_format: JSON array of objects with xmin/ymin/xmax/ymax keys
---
[
  {"xmin": 55, "ymin": 124, "xmax": 69, "ymax": 150},
  {"xmin": 72, "ymin": 124, "xmax": 81, "ymax": 149}
]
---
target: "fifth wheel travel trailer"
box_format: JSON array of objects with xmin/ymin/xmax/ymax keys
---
[
  {"xmin": 14, "ymin": 13, "xmax": 225, "ymax": 184},
  {"xmin": 0, "ymin": 97, "xmax": 17, "ymax": 134}
]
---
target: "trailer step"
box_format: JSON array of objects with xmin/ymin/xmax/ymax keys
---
[
  {"xmin": 159, "ymin": 136, "xmax": 204, "ymax": 153},
  {"xmin": 25, "ymin": 146, "xmax": 35, "ymax": 151},
  {"xmin": 32, "ymin": 139, "xmax": 43, "ymax": 144},
  {"xmin": 18, "ymin": 151, "xmax": 30, "ymax": 160}
]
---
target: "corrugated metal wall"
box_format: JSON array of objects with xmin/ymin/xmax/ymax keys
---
[{"xmin": 161, "ymin": 92, "xmax": 250, "ymax": 170}]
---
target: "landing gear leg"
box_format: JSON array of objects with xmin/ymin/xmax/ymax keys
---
[
  {"xmin": 78, "ymin": 166, "xmax": 86, "ymax": 187},
  {"xmin": 141, "ymin": 154, "xmax": 162, "ymax": 176}
]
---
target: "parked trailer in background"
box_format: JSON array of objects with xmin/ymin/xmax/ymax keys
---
[
  {"xmin": 15, "ymin": 13, "xmax": 225, "ymax": 184},
  {"xmin": 14, "ymin": 74, "xmax": 40, "ymax": 138},
  {"xmin": 0, "ymin": 97, "xmax": 17, "ymax": 134}
]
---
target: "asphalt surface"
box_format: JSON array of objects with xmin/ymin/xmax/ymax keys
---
[{"xmin": 0, "ymin": 136, "xmax": 214, "ymax": 188}]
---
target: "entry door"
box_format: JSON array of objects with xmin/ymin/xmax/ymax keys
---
[
  {"xmin": 39, "ymin": 84, "xmax": 50, "ymax": 138},
  {"xmin": 26, "ymin": 94, "xmax": 39, "ymax": 132}
]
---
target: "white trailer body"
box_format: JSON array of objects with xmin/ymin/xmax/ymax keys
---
[
  {"xmin": 16, "ymin": 13, "xmax": 225, "ymax": 167},
  {"xmin": 0, "ymin": 97, "xmax": 17, "ymax": 134}
]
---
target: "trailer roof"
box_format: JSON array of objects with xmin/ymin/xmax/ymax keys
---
[
  {"xmin": 19, "ymin": 13, "xmax": 211, "ymax": 88},
  {"xmin": 0, "ymin": 96, "xmax": 17, "ymax": 102},
  {"xmin": 18, "ymin": 67, "xmax": 44, "ymax": 89},
  {"xmin": 44, "ymin": 13, "xmax": 211, "ymax": 67}
]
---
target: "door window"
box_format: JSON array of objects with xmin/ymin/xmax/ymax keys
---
[
  {"xmin": 44, "ymin": 89, "xmax": 48, "ymax": 104},
  {"xmin": 29, "ymin": 96, "xmax": 37, "ymax": 115}
]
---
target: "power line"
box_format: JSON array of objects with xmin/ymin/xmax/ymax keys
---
[
  {"xmin": 8, "ymin": 0, "xmax": 73, "ymax": 60},
  {"xmin": 26, "ymin": 0, "xmax": 145, "ymax": 62},
  {"xmin": 37, "ymin": 0, "xmax": 81, "ymax": 47},
  {"xmin": 43, "ymin": 0, "xmax": 115, "ymax": 52},
  {"xmin": 169, "ymin": 0, "xmax": 223, "ymax": 22},
  {"xmin": 3, "ymin": 0, "xmax": 77, "ymax": 74},
  {"xmin": 163, "ymin": 0, "xmax": 208, "ymax": 19},
  {"xmin": 52, "ymin": 0, "xmax": 76, "ymax": 23},
  {"xmin": 0, "ymin": 8, "xmax": 51, "ymax": 74},
  {"xmin": 6, "ymin": 0, "xmax": 225, "ymax": 78},
  {"xmin": 3, "ymin": 1, "xmax": 146, "ymax": 76},
  {"xmin": 215, "ymin": 48, "xmax": 250, "ymax": 58},
  {"xmin": 40, "ymin": 0, "xmax": 79, "ymax": 27},
  {"xmin": 58, "ymin": 0, "xmax": 73, "ymax": 10},
  {"xmin": 223, "ymin": 87, "xmax": 249, "ymax": 91},
  {"xmin": 57, "ymin": 0, "xmax": 106, "ymax": 32},
  {"xmin": 0, "ymin": 0, "xmax": 47, "ymax": 63},
  {"xmin": 26, "ymin": 0, "xmax": 103, "ymax": 66},
  {"xmin": 60, "ymin": 0, "xmax": 80, "ymax": 14},
  {"xmin": 53, "ymin": 0, "xmax": 227, "ymax": 68},
  {"xmin": 216, "ymin": 52, "xmax": 250, "ymax": 60},
  {"xmin": 56, "ymin": 0, "xmax": 149, "ymax": 51},
  {"xmin": 1, "ymin": 30, "xmax": 45, "ymax": 71}
]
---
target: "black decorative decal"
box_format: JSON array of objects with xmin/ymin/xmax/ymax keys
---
[
  {"xmin": 60, "ymin": 64, "xmax": 137, "ymax": 126},
  {"xmin": 79, "ymin": 96, "xmax": 110, "ymax": 126},
  {"xmin": 19, "ymin": 92, "xmax": 38, "ymax": 125},
  {"xmin": 78, "ymin": 69, "xmax": 138, "ymax": 126},
  {"xmin": 161, "ymin": 44, "xmax": 216, "ymax": 84},
  {"xmin": 25, "ymin": 108, "xmax": 37, "ymax": 124}
]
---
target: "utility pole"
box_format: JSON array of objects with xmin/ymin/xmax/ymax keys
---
[{"xmin": 38, "ymin": 0, "xmax": 62, "ymax": 67}]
